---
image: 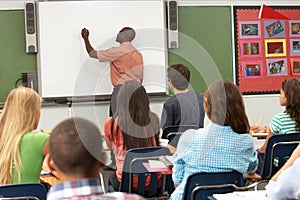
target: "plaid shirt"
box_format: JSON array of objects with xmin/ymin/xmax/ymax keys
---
[
  {"xmin": 170, "ymin": 122, "xmax": 258, "ymax": 200},
  {"xmin": 47, "ymin": 178, "xmax": 145, "ymax": 200}
]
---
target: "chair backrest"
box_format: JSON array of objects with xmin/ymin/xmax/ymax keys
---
[
  {"xmin": 120, "ymin": 146, "xmax": 174, "ymax": 198},
  {"xmin": 182, "ymin": 171, "xmax": 244, "ymax": 200},
  {"xmin": 161, "ymin": 125, "xmax": 198, "ymax": 144},
  {"xmin": 164, "ymin": 125, "xmax": 198, "ymax": 148},
  {"xmin": 0, "ymin": 183, "xmax": 48, "ymax": 200},
  {"xmin": 260, "ymin": 133, "xmax": 300, "ymax": 179}
]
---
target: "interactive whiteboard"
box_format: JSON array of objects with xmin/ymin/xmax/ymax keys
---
[{"xmin": 37, "ymin": 0, "xmax": 167, "ymax": 98}]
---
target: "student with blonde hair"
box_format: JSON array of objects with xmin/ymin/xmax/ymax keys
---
[{"xmin": 0, "ymin": 86, "xmax": 49, "ymax": 184}]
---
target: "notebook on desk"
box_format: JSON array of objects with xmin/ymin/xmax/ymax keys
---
[
  {"xmin": 143, "ymin": 162, "xmax": 172, "ymax": 173},
  {"xmin": 212, "ymin": 190, "xmax": 267, "ymax": 200}
]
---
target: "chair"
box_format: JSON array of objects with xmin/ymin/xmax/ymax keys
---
[
  {"xmin": 117, "ymin": 146, "xmax": 174, "ymax": 199},
  {"xmin": 162, "ymin": 125, "xmax": 198, "ymax": 148},
  {"xmin": 182, "ymin": 171, "xmax": 244, "ymax": 200},
  {"xmin": 0, "ymin": 183, "xmax": 48, "ymax": 200},
  {"xmin": 260, "ymin": 133, "xmax": 300, "ymax": 179}
]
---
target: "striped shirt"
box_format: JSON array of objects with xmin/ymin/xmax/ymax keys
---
[
  {"xmin": 270, "ymin": 113, "xmax": 298, "ymax": 135},
  {"xmin": 170, "ymin": 122, "xmax": 258, "ymax": 200}
]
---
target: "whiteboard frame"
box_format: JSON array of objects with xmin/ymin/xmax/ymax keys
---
[{"xmin": 36, "ymin": 0, "xmax": 168, "ymax": 99}]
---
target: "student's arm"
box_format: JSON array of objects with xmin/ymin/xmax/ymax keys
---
[
  {"xmin": 258, "ymin": 113, "xmax": 284, "ymax": 153},
  {"xmin": 271, "ymin": 143, "xmax": 300, "ymax": 181},
  {"xmin": 81, "ymin": 28, "xmax": 98, "ymax": 59},
  {"xmin": 172, "ymin": 130, "xmax": 194, "ymax": 185},
  {"xmin": 258, "ymin": 126, "xmax": 273, "ymax": 153},
  {"xmin": 266, "ymin": 157, "xmax": 300, "ymax": 200},
  {"xmin": 42, "ymin": 140, "xmax": 49, "ymax": 155},
  {"xmin": 160, "ymin": 103, "xmax": 174, "ymax": 131}
]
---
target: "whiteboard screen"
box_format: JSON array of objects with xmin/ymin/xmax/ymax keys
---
[{"xmin": 37, "ymin": 0, "xmax": 167, "ymax": 98}]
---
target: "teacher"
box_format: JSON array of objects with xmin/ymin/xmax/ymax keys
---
[{"xmin": 81, "ymin": 27, "xmax": 144, "ymax": 116}]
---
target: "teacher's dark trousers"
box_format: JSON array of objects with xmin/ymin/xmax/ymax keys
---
[{"xmin": 109, "ymin": 84, "xmax": 122, "ymax": 117}]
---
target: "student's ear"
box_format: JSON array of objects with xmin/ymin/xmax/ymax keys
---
[
  {"xmin": 46, "ymin": 154, "xmax": 60, "ymax": 178},
  {"xmin": 169, "ymin": 79, "xmax": 174, "ymax": 90}
]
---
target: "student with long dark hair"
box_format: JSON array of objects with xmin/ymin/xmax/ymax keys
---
[
  {"xmin": 255, "ymin": 78, "xmax": 300, "ymax": 153},
  {"xmin": 170, "ymin": 80, "xmax": 257, "ymax": 200},
  {"xmin": 104, "ymin": 80, "xmax": 160, "ymax": 191},
  {"xmin": 251, "ymin": 78, "xmax": 300, "ymax": 174}
]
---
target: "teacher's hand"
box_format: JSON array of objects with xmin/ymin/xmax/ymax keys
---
[{"xmin": 81, "ymin": 28, "xmax": 89, "ymax": 39}]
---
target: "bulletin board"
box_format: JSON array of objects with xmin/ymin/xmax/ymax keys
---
[{"xmin": 234, "ymin": 6, "xmax": 300, "ymax": 94}]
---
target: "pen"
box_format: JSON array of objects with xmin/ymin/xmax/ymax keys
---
[{"xmin": 255, "ymin": 116, "xmax": 262, "ymax": 126}]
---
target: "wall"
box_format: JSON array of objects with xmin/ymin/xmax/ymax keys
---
[
  {"xmin": 38, "ymin": 94, "xmax": 284, "ymax": 132},
  {"xmin": 0, "ymin": 9, "xmax": 36, "ymax": 102}
]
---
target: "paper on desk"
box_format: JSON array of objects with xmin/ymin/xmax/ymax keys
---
[
  {"xmin": 213, "ymin": 190, "xmax": 267, "ymax": 200},
  {"xmin": 148, "ymin": 160, "xmax": 166, "ymax": 169}
]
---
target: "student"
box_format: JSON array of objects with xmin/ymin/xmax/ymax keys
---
[
  {"xmin": 170, "ymin": 80, "xmax": 258, "ymax": 200},
  {"xmin": 161, "ymin": 64, "xmax": 205, "ymax": 138},
  {"xmin": 46, "ymin": 117, "xmax": 145, "ymax": 200},
  {"xmin": 252, "ymin": 78, "xmax": 300, "ymax": 173},
  {"xmin": 266, "ymin": 144, "xmax": 300, "ymax": 199},
  {"xmin": 81, "ymin": 27, "xmax": 143, "ymax": 117},
  {"xmin": 104, "ymin": 80, "xmax": 160, "ymax": 191},
  {"xmin": 0, "ymin": 86, "xmax": 49, "ymax": 184}
]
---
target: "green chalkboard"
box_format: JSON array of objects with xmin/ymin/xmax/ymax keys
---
[
  {"xmin": 0, "ymin": 10, "xmax": 36, "ymax": 102},
  {"xmin": 0, "ymin": 6, "xmax": 232, "ymax": 102},
  {"xmin": 168, "ymin": 6, "xmax": 233, "ymax": 94}
]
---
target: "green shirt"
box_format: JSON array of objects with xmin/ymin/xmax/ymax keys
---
[
  {"xmin": 13, "ymin": 131, "xmax": 50, "ymax": 183},
  {"xmin": 270, "ymin": 113, "xmax": 297, "ymax": 135}
]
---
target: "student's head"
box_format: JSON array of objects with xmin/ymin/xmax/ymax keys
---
[
  {"xmin": 167, "ymin": 64, "xmax": 190, "ymax": 90},
  {"xmin": 281, "ymin": 78, "xmax": 300, "ymax": 130},
  {"xmin": 116, "ymin": 27, "xmax": 136, "ymax": 43},
  {"xmin": 49, "ymin": 117, "xmax": 105, "ymax": 178},
  {"xmin": 0, "ymin": 86, "xmax": 41, "ymax": 131},
  {"xmin": 112, "ymin": 80, "xmax": 159, "ymax": 149},
  {"xmin": 0, "ymin": 86, "xmax": 41, "ymax": 184},
  {"xmin": 204, "ymin": 80, "xmax": 249, "ymax": 134},
  {"xmin": 117, "ymin": 80, "xmax": 150, "ymax": 125}
]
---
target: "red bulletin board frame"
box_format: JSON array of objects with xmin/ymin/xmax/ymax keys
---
[{"xmin": 234, "ymin": 6, "xmax": 300, "ymax": 94}]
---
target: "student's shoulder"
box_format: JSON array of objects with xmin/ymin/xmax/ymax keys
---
[
  {"xmin": 272, "ymin": 112, "xmax": 290, "ymax": 120},
  {"xmin": 22, "ymin": 131, "xmax": 49, "ymax": 144},
  {"xmin": 164, "ymin": 95, "xmax": 178, "ymax": 105}
]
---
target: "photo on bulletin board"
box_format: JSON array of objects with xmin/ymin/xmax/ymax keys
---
[
  {"xmin": 264, "ymin": 20, "xmax": 286, "ymax": 38},
  {"xmin": 240, "ymin": 40, "xmax": 262, "ymax": 58},
  {"xmin": 241, "ymin": 61, "xmax": 263, "ymax": 78},
  {"xmin": 290, "ymin": 58, "xmax": 300, "ymax": 75},
  {"xmin": 289, "ymin": 20, "xmax": 300, "ymax": 36},
  {"xmin": 265, "ymin": 39, "xmax": 287, "ymax": 57},
  {"xmin": 290, "ymin": 39, "xmax": 300, "ymax": 56},
  {"xmin": 266, "ymin": 58, "xmax": 288, "ymax": 76},
  {"xmin": 239, "ymin": 21, "xmax": 261, "ymax": 38}
]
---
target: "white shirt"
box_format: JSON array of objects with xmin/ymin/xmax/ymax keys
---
[{"xmin": 266, "ymin": 157, "xmax": 300, "ymax": 200}]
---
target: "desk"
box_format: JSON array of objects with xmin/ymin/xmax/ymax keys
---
[
  {"xmin": 143, "ymin": 160, "xmax": 172, "ymax": 194},
  {"xmin": 40, "ymin": 173, "xmax": 60, "ymax": 186},
  {"xmin": 251, "ymin": 132, "xmax": 268, "ymax": 139},
  {"xmin": 212, "ymin": 190, "xmax": 267, "ymax": 200}
]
